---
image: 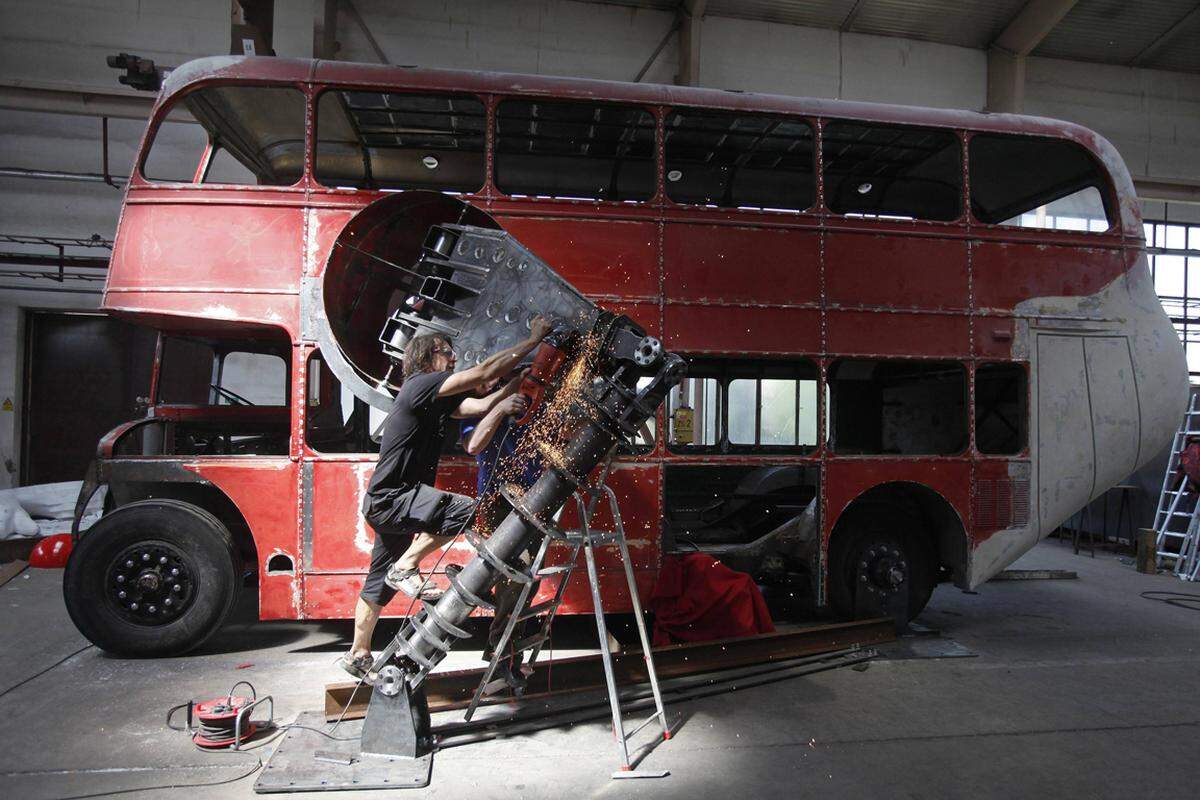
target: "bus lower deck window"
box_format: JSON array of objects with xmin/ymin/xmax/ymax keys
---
[
  {"xmin": 822, "ymin": 120, "xmax": 961, "ymax": 221},
  {"xmin": 828, "ymin": 360, "xmax": 966, "ymax": 455},
  {"xmin": 664, "ymin": 110, "xmax": 814, "ymax": 211},
  {"xmin": 495, "ymin": 99, "xmax": 654, "ymax": 201},
  {"xmin": 969, "ymin": 134, "xmax": 1111, "ymax": 231},
  {"xmin": 975, "ymin": 363, "xmax": 1028, "ymax": 455},
  {"xmin": 314, "ymin": 91, "xmax": 485, "ymax": 193}
]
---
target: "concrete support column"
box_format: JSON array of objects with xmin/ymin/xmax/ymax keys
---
[
  {"xmin": 676, "ymin": 0, "xmax": 706, "ymax": 87},
  {"xmin": 986, "ymin": 48, "xmax": 1026, "ymax": 113}
]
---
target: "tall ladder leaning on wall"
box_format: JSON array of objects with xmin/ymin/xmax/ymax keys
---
[{"xmin": 1153, "ymin": 393, "xmax": 1200, "ymax": 581}]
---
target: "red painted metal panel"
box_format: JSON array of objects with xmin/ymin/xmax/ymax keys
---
[
  {"xmin": 103, "ymin": 294, "xmax": 299, "ymax": 340},
  {"xmin": 185, "ymin": 460, "xmax": 300, "ymax": 620},
  {"xmin": 493, "ymin": 216, "xmax": 660, "ymax": 299},
  {"xmin": 825, "ymin": 231, "xmax": 968, "ymax": 310},
  {"xmin": 664, "ymin": 305, "xmax": 820, "ymax": 355},
  {"xmin": 823, "ymin": 459, "xmax": 970, "ymax": 540},
  {"xmin": 826, "ymin": 310, "xmax": 969, "ymax": 357},
  {"xmin": 109, "ymin": 198, "xmax": 304, "ymax": 292},
  {"xmin": 972, "ymin": 241, "xmax": 1126, "ymax": 311},
  {"xmin": 663, "ymin": 223, "xmax": 819, "ymax": 305},
  {"xmin": 974, "ymin": 316, "xmax": 1017, "ymax": 359}
]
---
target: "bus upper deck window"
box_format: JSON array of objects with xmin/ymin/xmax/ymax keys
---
[
  {"xmin": 970, "ymin": 134, "xmax": 1111, "ymax": 232},
  {"xmin": 664, "ymin": 111, "xmax": 814, "ymax": 211},
  {"xmin": 315, "ymin": 91, "xmax": 485, "ymax": 193},
  {"xmin": 822, "ymin": 121, "xmax": 961, "ymax": 221},
  {"xmin": 142, "ymin": 86, "xmax": 305, "ymax": 186},
  {"xmin": 496, "ymin": 99, "xmax": 654, "ymax": 201}
]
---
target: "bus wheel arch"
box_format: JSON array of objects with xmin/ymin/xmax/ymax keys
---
[
  {"xmin": 63, "ymin": 497, "xmax": 241, "ymax": 656},
  {"xmin": 109, "ymin": 481, "xmax": 258, "ymax": 582},
  {"xmin": 827, "ymin": 481, "xmax": 967, "ymax": 621}
]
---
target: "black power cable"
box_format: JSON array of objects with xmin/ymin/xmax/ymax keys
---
[{"xmin": 1141, "ymin": 590, "xmax": 1200, "ymax": 611}]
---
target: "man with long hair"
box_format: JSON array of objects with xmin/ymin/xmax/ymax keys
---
[{"xmin": 340, "ymin": 317, "xmax": 552, "ymax": 679}]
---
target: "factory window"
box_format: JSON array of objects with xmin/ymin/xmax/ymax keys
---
[
  {"xmin": 495, "ymin": 99, "xmax": 655, "ymax": 201},
  {"xmin": 975, "ymin": 363, "xmax": 1027, "ymax": 455},
  {"xmin": 969, "ymin": 134, "xmax": 1111, "ymax": 231},
  {"xmin": 1146, "ymin": 219, "xmax": 1200, "ymax": 381},
  {"xmin": 667, "ymin": 360, "xmax": 818, "ymax": 453},
  {"xmin": 827, "ymin": 360, "xmax": 966, "ymax": 455},
  {"xmin": 314, "ymin": 91, "xmax": 485, "ymax": 193},
  {"xmin": 822, "ymin": 120, "xmax": 961, "ymax": 221},
  {"xmin": 664, "ymin": 110, "xmax": 814, "ymax": 211},
  {"xmin": 142, "ymin": 85, "xmax": 305, "ymax": 186}
]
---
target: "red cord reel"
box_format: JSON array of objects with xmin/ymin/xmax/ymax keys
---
[{"xmin": 167, "ymin": 681, "xmax": 273, "ymax": 750}]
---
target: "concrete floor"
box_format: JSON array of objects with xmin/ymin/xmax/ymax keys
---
[{"xmin": 1, "ymin": 540, "xmax": 1198, "ymax": 800}]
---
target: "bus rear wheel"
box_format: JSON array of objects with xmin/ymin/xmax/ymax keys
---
[
  {"xmin": 828, "ymin": 509, "xmax": 935, "ymax": 624},
  {"xmin": 63, "ymin": 499, "xmax": 240, "ymax": 657}
]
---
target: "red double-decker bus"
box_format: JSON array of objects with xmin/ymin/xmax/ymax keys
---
[{"xmin": 59, "ymin": 56, "xmax": 1186, "ymax": 656}]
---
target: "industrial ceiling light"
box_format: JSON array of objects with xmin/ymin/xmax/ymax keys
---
[
  {"xmin": 857, "ymin": 182, "xmax": 873, "ymax": 194},
  {"xmin": 422, "ymin": 155, "xmax": 439, "ymax": 170},
  {"xmin": 667, "ymin": 169, "xmax": 683, "ymax": 182}
]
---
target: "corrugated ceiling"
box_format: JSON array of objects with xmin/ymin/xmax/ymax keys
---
[{"xmin": 580, "ymin": 0, "xmax": 1200, "ymax": 74}]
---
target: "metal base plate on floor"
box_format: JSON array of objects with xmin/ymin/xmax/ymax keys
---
[{"xmin": 254, "ymin": 711, "xmax": 432, "ymax": 793}]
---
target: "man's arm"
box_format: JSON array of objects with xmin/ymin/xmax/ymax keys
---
[
  {"xmin": 437, "ymin": 316, "xmax": 553, "ymax": 399},
  {"xmin": 453, "ymin": 370, "xmax": 524, "ymax": 419},
  {"xmin": 464, "ymin": 393, "xmax": 528, "ymax": 455}
]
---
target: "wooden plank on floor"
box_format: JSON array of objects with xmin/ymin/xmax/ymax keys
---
[
  {"xmin": 0, "ymin": 559, "xmax": 29, "ymax": 587},
  {"xmin": 324, "ymin": 617, "xmax": 895, "ymax": 721}
]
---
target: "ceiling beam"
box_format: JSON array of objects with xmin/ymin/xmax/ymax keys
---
[
  {"xmin": 1130, "ymin": 3, "xmax": 1200, "ymax": 67},
  {"xmin": 0, "ymin": 81, "xmax": 158, "ymax": 120},
  {"xmin": 987, "ymin": 0, "xmax": 1078, "ymax": 114},
  {"xmin": 992, "ymin": 0, "xmax": 1079, "ymax": 56},
  {"xmin": 840, "ymin": 0, "xmax": 868, "ymax": 32},
  {"xmin": 1134, "ymin": 175, "xmax": 1200, "ymax": 204}
]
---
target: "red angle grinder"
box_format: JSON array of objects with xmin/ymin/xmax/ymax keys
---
[
  {"xmin": 515, "ymin": 327, "xmax": 573, "ymax": 426},
  {"xmin": 166, "ymin": 681, "xmax": 273, "ymax": 750}
]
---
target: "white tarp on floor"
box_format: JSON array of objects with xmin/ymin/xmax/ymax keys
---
[{"xmin": 0, "ymin": 482, "xmax": 105, "ymax": 540}]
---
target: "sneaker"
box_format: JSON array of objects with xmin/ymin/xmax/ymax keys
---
[
  {"xmin": 338, "ymin": 652, "xmax": 375, "ymax": 683},
  {"xmin": 386, "ymin": 565, "xmax": 444, "ymax": 602}
]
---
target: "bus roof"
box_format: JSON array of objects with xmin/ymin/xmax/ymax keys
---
[{"xmin": 158, "ymin": 56, "xmax": 1141, "ymax": 235}]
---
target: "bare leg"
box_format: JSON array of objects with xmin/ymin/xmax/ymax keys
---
[
  {"xmin": 350, "ymin": 596, "xmax": 382, "ymax": 658},
  {"xmin": 394, "ymin": 531, "xmax": 454, "ymax": 572}
]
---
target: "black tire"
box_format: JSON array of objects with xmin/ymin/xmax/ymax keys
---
[
  {"xmin": 63, "ymin": 499, "xmax": 240, "ymax": 657},
  {"xmin": 828, "ymin": 506, "xmax": 936, "ymax": 623}
]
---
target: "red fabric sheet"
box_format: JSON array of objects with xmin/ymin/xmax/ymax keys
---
[{"xmin": 648, "ymin": 553, "xmax": 775, "ymax": 646}]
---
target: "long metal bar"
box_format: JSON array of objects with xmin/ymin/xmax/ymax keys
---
[
  {"xmin": 435, "ymin": 648, "xmax": 876, "ymax": 749},
  {"xmin": 0, "ymin": 166, "xmax": 128, "ymax": 185},
  {"xmin": 0, "ymin": 253, "xmax": 109, "ymax": 270},
  {"xmin": 325, "ymin": 617, "xmax": 894, "ymax": 721}
]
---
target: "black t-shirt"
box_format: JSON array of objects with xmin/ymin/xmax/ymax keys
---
[{"xmin": 365, "ymin": 371, "xmax": 461, "ymax": 509}]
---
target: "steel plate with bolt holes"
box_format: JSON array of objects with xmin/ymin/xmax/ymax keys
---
[{"xmin": 254, "ymin": 711, "xmax": 432, "ymax": 793}]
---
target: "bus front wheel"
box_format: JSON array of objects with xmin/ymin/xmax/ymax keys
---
[
  {"xmin": 828, "ymin": 509, "xmax": 935, "ymax": 623},
  {"xmin": 63, "ymin": 499, "xmax": 240, "ymax": 657}
]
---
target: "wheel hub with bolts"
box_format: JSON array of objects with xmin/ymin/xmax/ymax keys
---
[
  {"xmin": 858, "ymin": 544, "xmax": 908, "ymax": 596},
  {"xmin": 106, "ymin": 542, "xmax": 194, "ymax": 624}
]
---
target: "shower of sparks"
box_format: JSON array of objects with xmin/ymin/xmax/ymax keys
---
[{"xmin": 475, "ymin": 331, "xmax": 605, "ymax": 533}]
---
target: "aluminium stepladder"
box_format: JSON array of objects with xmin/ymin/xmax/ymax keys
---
[
  {"xmin": 463, "ymin": 454, "xmax": 671, "ymax": 776},
  {"xmin": 1153, "ymin": 393, "xmax": 1200, "ymax": 581}
]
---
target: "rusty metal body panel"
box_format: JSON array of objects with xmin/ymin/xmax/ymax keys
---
[{"xmin": 90, "ymin": 56, "xmax": 1186, "ymax": 621}]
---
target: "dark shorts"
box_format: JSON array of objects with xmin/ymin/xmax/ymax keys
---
[{"xmin": 359, "ymin": 484, "xmax": 474, "ymax": 606}]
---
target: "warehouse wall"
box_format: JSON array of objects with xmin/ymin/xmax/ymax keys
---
[{"xmin": 1, "ymin": 0, "xmax": 1199, "ymax": 488}]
